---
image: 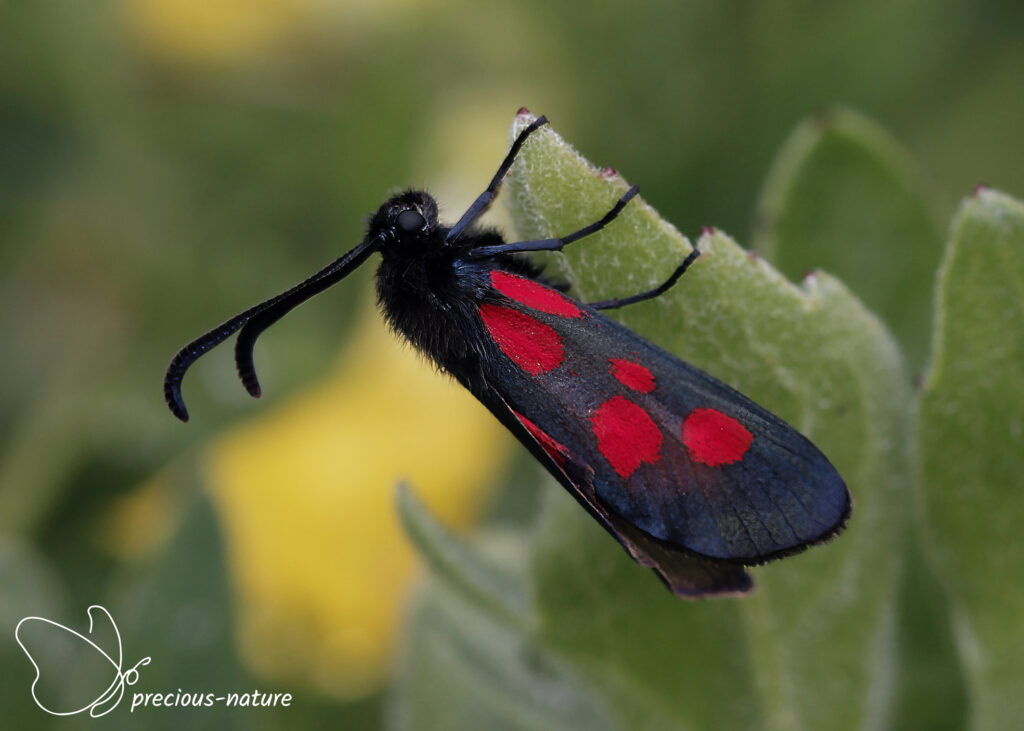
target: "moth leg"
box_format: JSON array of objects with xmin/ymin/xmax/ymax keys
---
[
  {"xmin": 588, "ymin": 248, "xmax": 700, "ymax": 310},
  {"xmin": 446, "ymin": 114, "xmax": 549, "ymax": 243},
  {"xmin": 468, "ymin": 185, "xmax": 639, "ymax": 258}
]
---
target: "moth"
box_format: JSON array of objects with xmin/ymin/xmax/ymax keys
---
[{"xmin": 164, "ymin": 110, "xmax": 850, "ymax": 597}]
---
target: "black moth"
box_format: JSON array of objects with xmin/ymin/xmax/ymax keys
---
[{"xmin": 165, "ymin": 110, "xmax": 850, "ymax": 598}]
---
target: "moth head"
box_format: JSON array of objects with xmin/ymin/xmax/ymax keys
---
[{"xmin": 371, "ymin": 190, "xmax": 439, "ymax": 245}]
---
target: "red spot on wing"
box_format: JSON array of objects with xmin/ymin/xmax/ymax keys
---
[
  {"xmin": 514, "ymin": 412, "xmax": 568, "ymax": 466},
  {"xmin": 590, "ymin": 396, "xmax": 662, "ymax": 477},
  {"xmin": 480, "ymin": 304, "xmax": 564, "ymax": 374},
  {"xmin": 682, "ymin": 408, "xmax": 753, "ymax": 467},
  {"xmin": 609, "ymin": 358, "xmax": 655, "ymax": 393},
  {"xmin": 490, "ymin": 271, "xmax": 583, "ymax": 318}
]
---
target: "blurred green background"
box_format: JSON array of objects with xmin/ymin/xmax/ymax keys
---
[{"xmin": 2, "ymin": 0, "xmax": 1023, "ymax": 729}]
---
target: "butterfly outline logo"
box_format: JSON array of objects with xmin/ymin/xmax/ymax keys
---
[{"xmin": 15, "ymin": 605, "xmax": 151, "ymax": 717}]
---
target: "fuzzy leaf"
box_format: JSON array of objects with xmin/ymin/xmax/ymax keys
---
[
  {"xmin": 504, "ymin": 113, "xmax": 909, "ymax": 730},
  {"xmin": 396, "ymin": 482, "xmax": 529, "ymax": 627},
  {"xmin": 392, "ymin": 571, "xmax": 620, "ymax": 731},
  {"xmin": 916, "ymin": 188, "xmax": 1024, "ymax": 730},
  {"xmin": 752, "ymin": 109, "xmax": 966, "ymax": 729},
  {"xmin": 752, "ymin": 108, "xmax": 946, "ymax": 373}
]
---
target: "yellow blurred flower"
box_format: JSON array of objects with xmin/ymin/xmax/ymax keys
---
[
  {"xmin": 122, "ymin": 0, "xmax": 320, "ymax": 66},
  {"xmin": 203, "ymin": 304, "xmax": 511, "ymax": 698},
  {"xmin": 121, "ymin": 0, "xmax": 455, "ymax": 68}
]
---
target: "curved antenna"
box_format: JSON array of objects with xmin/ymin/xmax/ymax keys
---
[
  {"xmin": 233, "ymin": 234, "xmax": 380, "ymax": 397},
  {"xmin": 164, "ymin": 234, "xmax": 382, "ymax": 422}
]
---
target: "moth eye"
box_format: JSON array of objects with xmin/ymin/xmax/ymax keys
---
[{"xmin": 396, "ymin": 209, "xmax": 426, "ymax": 233}]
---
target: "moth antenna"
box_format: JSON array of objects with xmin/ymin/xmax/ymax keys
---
[{"xmin": 164, "ymin": 235, "xmax": 381, "ymax": 421}]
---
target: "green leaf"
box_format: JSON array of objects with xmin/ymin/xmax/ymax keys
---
[
  {"xmin": 749, "ymin": 109, "xmax": 966, "ymax": 728},
  {"xmin": 396, "ymin": 484, "xmax": 628, "ymax": 729},
  {"xmin": 503, "ymin": 114, "xmax": 910, "ymax": 730},
  {"xmin": 392, "ymin": 577, "xmax": 619, "ymax": 731},
  {"xmin": 528, "ymin": 487, "xmax": 760, "ymax": 731},
  {"xmin": 916, "ymin": 188, "xmax": 1024, "ymax": 730},
  {"xmin": 752, "ymin": 108, "xmax": 946, "ymax": 373},
  {"xmin": 396, "ymin": 482, "xmax": 530, "ymax": 627},
  {"xmin": 889, "ymin": 540, "xmax": 968, "ymax": 731}
]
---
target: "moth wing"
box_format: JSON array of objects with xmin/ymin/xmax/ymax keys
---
[
  {"xmin": 593, "ymin": 332, "xmax": 851, "ymax": 563},
  {"xmin": 478, "ymin": 277, "xmax": 849, "ymax": 565},
  {"xmin": 476, "ymin": 385, "xmax": 753, "ymax": 598}
]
